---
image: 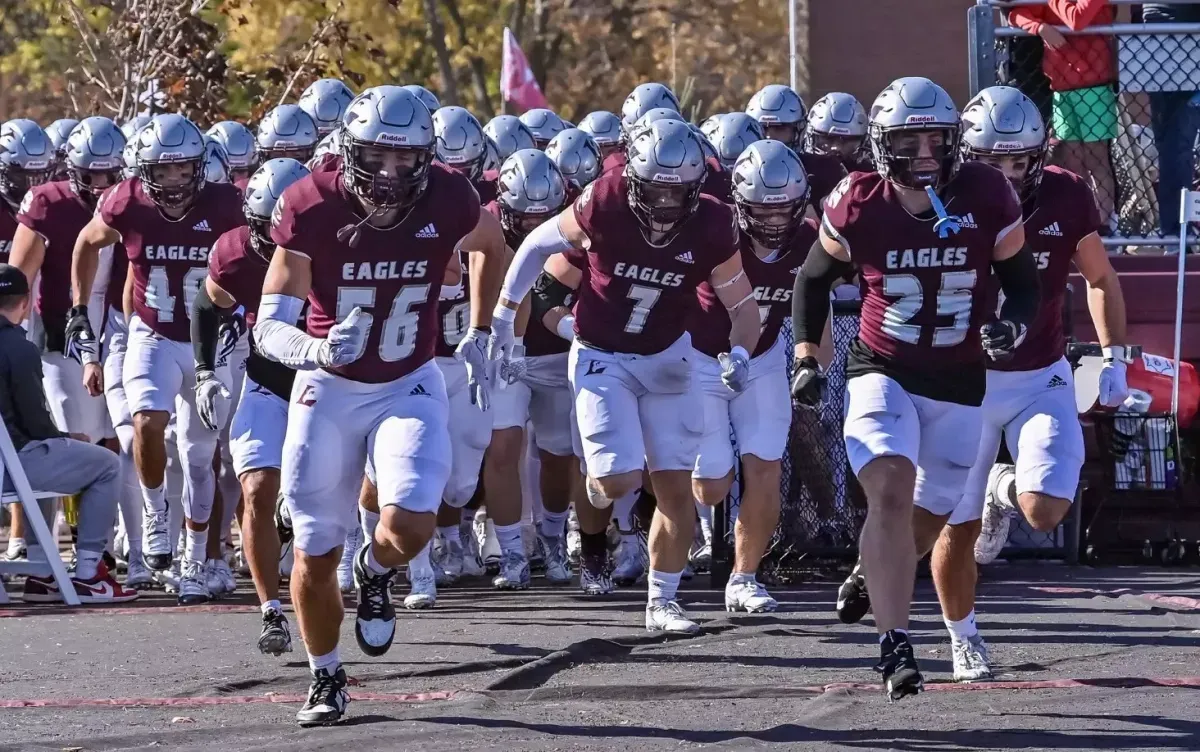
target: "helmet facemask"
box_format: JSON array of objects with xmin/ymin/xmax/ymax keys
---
[
  {"xmin": 245, "ymin": 204, "xmax": 275, "ymax": 262},
  {"xmin": 760, "ymin": 122, "xmax": 803, "ymax": 151},
  {"xmin": 736, "ymin": 192, "xmax": 808, "ymax": 250},
  {"xmin": 870, "ymin": 125, "xmax": 960, "ymax": 191},
  {"xmin": 0, "ymin": 163, "xmax": 53, "ymax": 210},
  {"xmin": 341, "ymin": 136, "xmax": 433, "ymax": 212},
  {"xmin": 626, "ymin": 173, "xmax": 702, "ymax": 238},
  {"xmin": 138, "ymin": 157, "xmax": 205, "ymax": 213},
  {"xmin": 962, "ymin": 143, "xmax": 1047, "ymax": 203},
  {"xmin": 258, "ymin": 144, "xmax": 316, "ymax": 164},
  {"xmin": 69, "ymin": 167, "xmax": 123, "ymax": 209}
]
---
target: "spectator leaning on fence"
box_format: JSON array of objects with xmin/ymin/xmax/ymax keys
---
[
  {"xmin": 0, "ymin": 264, "xmax": 136, "ymax": 604},
  {"xmin": 1011, "ymin": 0, "xmax": 1118, "ymax": 230},
  {"xmin": 1141, "ymin": 3, "xmax": 1200, "ymax": 239}
]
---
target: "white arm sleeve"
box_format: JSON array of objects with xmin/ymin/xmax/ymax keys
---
[
  {"xmin": 498, "ymin": 215, "xmax": 575, "ymax": 308},
  {"xmin": 254, "ymin": 293, "xmax": 324, "ymax": 371}
]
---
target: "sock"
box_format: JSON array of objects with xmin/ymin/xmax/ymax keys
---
[
  {"xmin": 648, "ymin": 568, "xmax": 682, "ymax": 602},
  {"xmin": 695, "ymin": 502, "xmax": 713, "ymax": 544},
  {"xmin": 495, "ymin": 522, "xmax": 523, "ymax": 557},
  {"xmin": 728, "ymin": 571, "xmax": 756, "ymax": 586},
  {"xmin": 944, "ymin": 610, "xmax": 979, "ymax": 643},
  {"xmin": 308, "ymin": 647, "xmax": 340, "ymax": 673},
  {"xmin": 539, "ymin": 510, "xmax": 569, "ymax": 539},
  {"xmin": 75, "ymin": 549, "xmax": 102, "ymax": 580},
  {"xmin": 184, "ymin": 528, "xmax": 207, "ymax": 565},
  {"xmin": 580, "ymin": 530, "xmax": 607, "ymax": 559},
  {"xmin": 364, "ymin": 543, "xmax": 390, "ymax": 576},
  {"xmin": 438, "ymin": 525, "xmax": 461, "ymax": 546},
  {"xmin": 140, "ymin": 481, "xmax": 167, "ymax": 515},
  {"xmin": 361, "ymin": 509, "xmax": 380, "ymax": 543},
  {"xmin": 880, "ymin": 628, "xmax": 909, "ymax": 645},
  {"xmin": 6, "ymin": 537, "xmax": 25, "ymax": 556},
  {"xmin": 612, "ymin": 491, "xmax": 638, "ymax": 533},
  {"xmin": 261, "ymin": 599, "xmax": 282, "ymax": 615}
]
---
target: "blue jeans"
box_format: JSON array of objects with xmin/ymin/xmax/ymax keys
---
[{"xmin": 1149, "ymin": 91, "xmax": 1200, "ymax": 236}]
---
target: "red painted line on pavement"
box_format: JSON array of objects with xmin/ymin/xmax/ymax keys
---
[
  {"xmin": 0, "ymin": 603, "xmax": 264, "ymax": 618},
  {"xmin": 5, "ymin": 678, "xmax": 1200, "ymax": 710},
  {"xmin": 1030, "ymin": 586, "xmax": 1200, "ymax": 610},
  {"xmin": 0, "ymin": 690, "xmax": 460, "ymax": 709}
]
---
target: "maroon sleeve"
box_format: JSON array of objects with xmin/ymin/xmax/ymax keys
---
[
  {"xmin": 819, "ymin": 173, "xmax": 860, "ymax": 251},
  {"xmin": 985, "ymin": 168, "xmax": 1023, "ymax": 245},
  {"xmin": 207, "ymin": 229, "xmax": 239, "ymax": 290},
  {"xmin": 1067, "ymin": 169, "xmax": 1103, "ymax": 238},
  {"xmin": 15, "ymin": 184, "xmax": 52, "ymax": 238},
  {"xmin": 571, "ymin": 179, "xmax": 601, "ymax": 244},
  {"xmin": 268, "ymin": 180, "xmax": 313, "ymax": 255},
  {"xmin": 709, "ymin": 200, "xmax": 739, "ymax": 269},
  {"xmin": 458, "ymin": 175, "xmax": 482, "ymax": 236},
  {"xmin": 98, "ymin": 180, "xmax": 135, "ymax": 238}
]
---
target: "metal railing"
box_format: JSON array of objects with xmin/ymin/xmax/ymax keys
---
[{"xmin": 968, "ymin": 0, "xmax": 1200, "ymax": 252}]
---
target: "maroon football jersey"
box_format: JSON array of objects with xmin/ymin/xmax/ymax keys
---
[
  {"xmin": 601, "ymin": 151, "xmax": 627, "ymax": 175},
  {"xmin": 271, "ymin": 162, "xmax": 480, "ymax": 384},
  {"xmin": 995, "ymin": 165, "xmax": 1101, "ymax": 373},
  {"xmin": 207, "ymin": 226, "xmax": 266, "ymax": 327},
  {"xmin": 570, "ymin": 171, "xmax": 738, "ymax": 355},
  {"xmin": 824, "ymin": 161, "xmax": 1022, "ymax": 405},
  {"xmin": 691, "ymin": 218, "xmax": 817, "ymax": 359},
  {"xmin": 99, "ymin": 178, "xmax": 245, "ymax": 342},
  {"xmin": 310, "ymin": 153, "xmax": 341, "ymax": 175},
  {"xmin": 16, "ymin": 181, "xmax": 92, "ymax": 331},
  {"xmin": 208, "ymin": 225, "xmax": 297, "ymax": 399},
  {"xmin": 0, "ymin": 202, "xmax": 16, "ymax": 264},
  {"xmin": 800, "ymin": 152, "xmax": 848, "ymax": 218}
]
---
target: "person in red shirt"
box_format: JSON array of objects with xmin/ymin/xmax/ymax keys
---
[{"xmin": 1010, "ymin": 0, "xmax": 1117, "ymax": 228}]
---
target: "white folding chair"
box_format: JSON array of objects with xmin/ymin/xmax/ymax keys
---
[{"xmin": 0, "ymin": 424, "xmax": 81, "ymax": 606}]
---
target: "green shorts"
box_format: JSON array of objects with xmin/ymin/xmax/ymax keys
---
[{"xmin": 1052, "ymin": 85, "xmax": 1119, "ymax": 142}]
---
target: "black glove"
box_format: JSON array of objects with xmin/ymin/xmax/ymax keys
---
[
  {"xmin": 790, "ymin": 355, "xmax": 826, "ymax": 407},
  {"xmin": 64, "ymin": 305, "xmax": 98, "ymax": 364},
  {"xmin": 980, "ymin": 320, "xmax": 1026, "ymax": 362}
]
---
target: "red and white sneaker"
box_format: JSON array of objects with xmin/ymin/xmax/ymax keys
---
[{"xmin": 23, "ymin": 562, "xmax": 140, "ymax": 604}]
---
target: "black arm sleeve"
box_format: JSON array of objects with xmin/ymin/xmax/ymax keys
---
[
  {"xmin": 993, "ymin": 246, "xmax": 1041, "ymax": 330},
  {"xmin": 792, "ymin": 238, "xmax": 854, "ymax": 346},
  {"xmin": 530, "ymin": 271, "xmax": 576, "ymax": 329},
  {"xmin": 190, "ymin": 284, "xmax": 231, "ymax": 373}
]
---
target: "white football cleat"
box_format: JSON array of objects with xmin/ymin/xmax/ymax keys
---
[
  {"xmin": 646, "ymin": 598, "xmax": 699, "ymax": 634},
  {"xmin": 951, "ymin": 634, "xmax": 994, "ymax": 683},
  {"xmin": 725, "ymin": 578, "xmax": 778, "ymax": 613},
  {"xmin": 975, "ymin": 464, "xmax": 1017, "ymax": 565},
  {"xmin": 404, "ymin": 543, "xmax": 437, "ymax": 609},
  {"xmin": 492, "ymin": 550, "xmax": 530, "ymax": 590}
]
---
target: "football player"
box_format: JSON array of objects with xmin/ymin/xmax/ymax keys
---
[
  {"xmin": 492, "ymin": 120, "xmax": 760, "ymax": 634},
  {"xmin": 699, "ymin": 113, "xmax": 763, "ymax": 201},
  {"xmin": 1, "ymin": 119, "xmax": 55, "ymax": 264},
  {"xmin": 483, "ymin": 115, "xmax": 537, "ymax": 162},
  {"xmin": 619, "ymin": 83, "xmax": 681, "ymax": 135},
  {"xmin": 298, "ymin": 78, "xmax": 355, "ymax": 137},
  {"xmin": 190, "ymin": 158, "xmax": 310, "ymax": 654},
  {"xmin": 545, "ymin": 128, "xmax": 602, "ymax": 199},
  {"xmin": 256, "ymin": 105, "xmax": 320, "ymax": 164},
  {"xmin": 693, "ymin": 140, "xmax": 814, "ymax": 614},
  {"xmin": 69, "ymin": 114, "xmax": 246, "ymax": 605},
  {"xmin": 804, "ymin": 93, "xmax": 872, "ymax": 174},
  {"xmin": 519, "ymin": 108, "xmax": 569, "ymax": 149},
  {"xmin": 255, "ymin": 86, "xmax": 507, "ymax": 726},
  {"xmin": 932, "ymin": 86, "xmax": 1128, "ymax": 681},
  {"xmin": 433, "ymin": 106, "xmax": 499, "ymax": 203},
  {"xmin": 206, "ymin": 121, "xmax": 259, "ymax": 187},
  {"xmin": 45, "ymin": 118, "xmax": 80, "ymax": 181},
  {"xmin": 790, "ymin": 77, "xmax": 1042, "ymax": 700},
  {"xmin": 8, "ymin": 117, "xmax": 150, "ymax": 588},
  {"xmin": 746, "ymin": 85, "xmax": 848, "ymax": 215},
  {"xmin": 483, "ymin": 149, "xmax": 572, "ymax": 590},
  {"xmin": 577, "ymin": 111, "xmax": 623, "ymax": 159}
]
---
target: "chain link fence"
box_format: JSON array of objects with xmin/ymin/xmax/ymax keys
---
[{"xmin": 970, "ymin": 0, "xmax": 1200, "ymax": 252}]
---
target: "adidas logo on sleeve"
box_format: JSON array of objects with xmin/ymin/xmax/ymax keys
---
[
  {"xmin": 675, "ymin": 251, "xmax": 694, "ymax": 264},
  {"xmin": 415, "ymin": 223, "xmax": 439, "ymax": 239},
  {"xmin": 193, "ymin": 219, "xmax": 211, "ymax": 232},
  {"xmin": 1038, "ymin": 222, "xmax": 1063, "ymax": 236}
]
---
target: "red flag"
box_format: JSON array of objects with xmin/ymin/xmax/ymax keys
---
[{"xmin": 501, "ymin": 27, "xmax": 548, "ymax": 113}]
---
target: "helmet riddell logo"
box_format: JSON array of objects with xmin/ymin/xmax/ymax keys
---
[
  {"xmin": 23, "ymin": 159, "xmax": 49, "ymax": 169},
  {"xmin": 828, "ymin": 126, "xmax": 852, "ymax": 135},
  {"xmin": 158, "ymin": 152, "xmax": 185, "ymax": 159},
  {"xmin": 905, "ymin": 114, "xmax": 937, "ymax": 124},
  {"xmin": 652, "ymin": 173, "xmax": 683, "ymax": 183},
  {"xmin": 762, "ymin": 193, "xmax": 789, "ymax": 204},
  {"xmin": 90, "ymin": 159, "xmax": 120, "ymax": 169},
  {"xmin": 992, "ymin": 141, "xmax": 1026, "ymax": 150},
  {"xmin": 377, "ymin": 132, "xmax": 410, "ymax": 145}
]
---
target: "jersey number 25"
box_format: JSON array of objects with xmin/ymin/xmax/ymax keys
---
[{"xmin": 881, "ymin": 270, "xmax": 977, "ymax": 347}]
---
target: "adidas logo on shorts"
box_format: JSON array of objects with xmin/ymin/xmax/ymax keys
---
[
  {"xmin": 1047, "ymin": 374, "xmax": 1068, "ymax": 389},
  {"xmin": 409, "ymin": 383, "xmax": 429, "ymax": 396},
  {"xmin": 675, "ymin": 251, "xmax": 694, "ymax": 264},
  {"xmin": 193, "ymin": 219, "xmax": 211, "ymax": 232},
  {"xmin": 1039, "ymin": 222, "xmax": 1063, "ymax": 236},
  {"xmin": 415, "ymin": 223, "xmax": 439, "ymax": 239}
]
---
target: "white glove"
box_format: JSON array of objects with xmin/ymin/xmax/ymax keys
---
[
  {"xmin": 1099, "ymin": 357, "xmax": 1130, "ymax": 408},
  {"xmin": 317, "ymin": 307, "xmax": 370, "ymax": 368},
  {"xmin": 455, "ymin": 326, "xmax": 492, "ymax": 411},
  {"xmin": 487, "ymin": 306, "xmax": 516, "ymax": 363},
  {"xmin": 718, "ymin": 347, "xmax": 751, "ymax": 394},
  {"xmin": 499, "ymin": 342, "xmax": 527, "ymax": 385},
  {"xmin": 194, "ymin": 369, "xmax": 232, "ymax": 432}
]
